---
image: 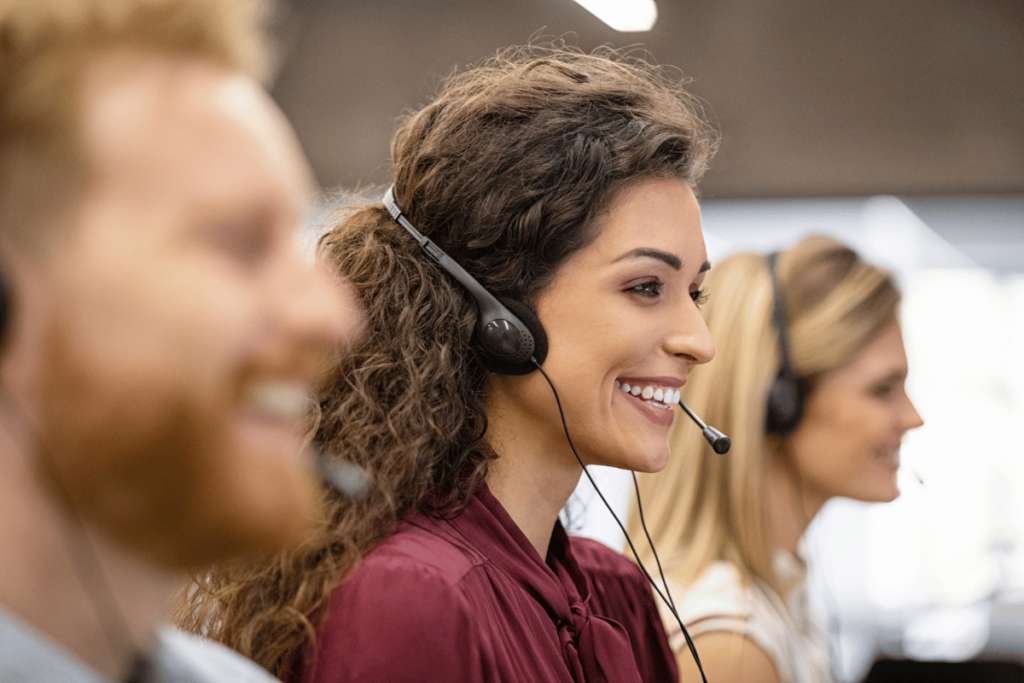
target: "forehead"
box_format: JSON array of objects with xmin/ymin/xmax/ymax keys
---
[
  {"xmin": 77, "ymin": 50, "xmax": 313, "ymax": 217},
  {"xmin": 828, "ymin": 319, "xmax": 908, "ymax": 386},
  {"xmin": 575, "ymin": 178, "xmax": 707, "ymax": 270}
]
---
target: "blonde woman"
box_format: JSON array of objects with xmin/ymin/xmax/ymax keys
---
[{"xmin": 630, "ymin": 236, "xmax": 924, "ymax": 683}]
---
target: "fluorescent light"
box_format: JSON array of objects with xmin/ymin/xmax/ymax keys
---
[{"xmin": 571, "ymin": 0, "xmax": 658, "ymax": 32}]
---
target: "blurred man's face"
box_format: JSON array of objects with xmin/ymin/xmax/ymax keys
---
[{"xmin": 29, "ymin": 51, "xmax": 357, "ymax": 568}]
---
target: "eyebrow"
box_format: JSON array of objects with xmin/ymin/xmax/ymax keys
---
[
  {"xmin": 876, "ymin": 369, "xmax": 909, "ymax": 384},
  {"xmin": 612, "ymin": 247, "xmax": 711, "ymax": 274}
]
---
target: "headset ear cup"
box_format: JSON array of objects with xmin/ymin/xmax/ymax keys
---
[
  {"xmin": 474, "ymin": 297, "xmax": 548, "ymax": 376},
  {"xmin": 766, "ymin": 368, "xmax": 803, "ymax": 436}
]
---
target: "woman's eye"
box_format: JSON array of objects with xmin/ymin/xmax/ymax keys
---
[
  {"xmin": 871, "ymin": 382, "xmax": 898, "ymax": 400},
  {"xmin": 628, "ymin": 280, "xmax": 663, "ymax": 298},
  {"xmin": 690, "ymin": 288, "xmax": 709, "ymax": 307}
]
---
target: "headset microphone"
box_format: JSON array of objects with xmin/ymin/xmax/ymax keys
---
[
  {"xmin": 315, "ymin": 449, "xmax": 370, "ymax": 500},
  {"xmin": 678, "ymin": 401, "xmax": 731, "ymax": 454}
]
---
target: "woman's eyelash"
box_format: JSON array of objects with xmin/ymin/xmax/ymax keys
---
[
  {"xmin": 872, "ymin": 383, "xmax": 898, "ymax": 399},
  {"xmin": 628, "ymin": 279, "xmax": 663, "ymax": 298},
  {"xmin": 627, "ymin": 281, "xmax": 708, "ymax": 304}
]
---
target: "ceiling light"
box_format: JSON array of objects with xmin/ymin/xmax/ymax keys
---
[{"xmin": 570, "ymin": 0, "xmax": 658, "ymax": 32}]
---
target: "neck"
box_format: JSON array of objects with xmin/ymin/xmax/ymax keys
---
[
  {"xmin": 484, "ymin": 395, "xmax": 583, "ymax": 559},
  {"xmin": 766, "ymin": 444, "xmax": 826, "ymax": 555},
  {"xmin": 0, "ymin": 427, "xmax": 179, "ymax": 681}
]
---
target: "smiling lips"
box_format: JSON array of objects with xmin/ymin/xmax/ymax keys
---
[
  {"xmin": 614, "ymin": 380, "xmax": 680, "ymax": 409},
  {"xmin": 875, "ymin": 446, "xmax": 901, "ymax": 470}
]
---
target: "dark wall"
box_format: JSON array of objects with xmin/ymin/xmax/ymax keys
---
[{"xmin": 272, "ymin": 0, "xmax": 1024, "ymax": 199}]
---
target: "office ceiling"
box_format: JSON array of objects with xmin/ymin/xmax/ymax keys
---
[{"xmin": 272, "ymin": 0, "xmax": 1024, "ymax": 200}]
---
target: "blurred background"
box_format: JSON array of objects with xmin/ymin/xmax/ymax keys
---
[{"xmin": 270, "ymin": 1, "xmax": 1023, "ymax": 680}]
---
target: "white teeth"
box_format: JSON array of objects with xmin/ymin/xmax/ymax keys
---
[
  {"xmin": 243, "ymin": 381, "xmax": 310, "ymax": 422},
  {"xmin": 617, "ymin": 382, "xmax": 681, "ymax": 406},
  {"xmin": 615, "ymin": 380, "xmax": 621, "ymax": 388}
]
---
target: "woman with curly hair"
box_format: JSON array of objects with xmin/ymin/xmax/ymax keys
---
[{"xmin": 180, "ymin": 45, "xmax": 719, "ymax": 682}]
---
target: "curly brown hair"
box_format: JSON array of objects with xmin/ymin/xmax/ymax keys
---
[{"xmin": 176, "ymin": 43, "xmax": 718, "ymax": 677}]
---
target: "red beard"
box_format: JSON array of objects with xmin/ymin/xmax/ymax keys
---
[{"xmin": 35, "ymin": 306, "xmax": 322, "ymax": 570}]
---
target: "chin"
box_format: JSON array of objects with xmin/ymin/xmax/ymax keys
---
[
  {"xmin": 114, "ymin": 441, "xmax": 321, "ymax": 570},
  {"xmin": 879, "ymin": 484, "xmax": 901, "ymax": 503},
  {"xmin": 622, "ymin": 442, "xmax": 671, "ymax": 474},
  {"xmin": 196, "ymin": 443, "xmax": 323, "ymax": 562},
  {"xmin": 858, "ymin": 481, "xmax": 900, "ymax": 504}
]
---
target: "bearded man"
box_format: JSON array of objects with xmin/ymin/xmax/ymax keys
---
[{"xmin": 0, "ymin": 0, "xmax": 361, "ymax": 680}]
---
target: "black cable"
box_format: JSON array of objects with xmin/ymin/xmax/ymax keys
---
[
  {"xmin": 631, "ymin": 472, "xmax": 676, "ymax": 613},
  {"xmin": 531, "ymin": 359, "xmax": 708, "ymax": 683}
]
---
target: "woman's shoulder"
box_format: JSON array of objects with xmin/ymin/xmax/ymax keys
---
[
  {"xmin": 305, "ymin": 520, "xmax": 492, "ymax": 682},
  {"xmin": 659, "ymin": 561, "xmax": 757, "ymax": 653},
  {"xmin": 662, "ymin": 560, "xmax": 800, "ymax": 683},
  {"xmin": 359, "ymin": 515, "xmax": 487, "ymax": 585},
  {"xmin": 327, "ymin": 515, "xmax": 492, "ymax": 620},
  {"xmin": 683, "ymin": 559, "xmax": 749, "ymax": 599},
  {"xmin": 568, "ymin": 536, "xmax": 662, "ymax": 614},
  {"xmin": 570, "ymin": 534, "xmax": 630, "ymax": 564},
  {"xmin": 569, "ymin": 536, "xmax": 649, "ymax": 585}
]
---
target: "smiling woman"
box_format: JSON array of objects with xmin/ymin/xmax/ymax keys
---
[
  {"xmin": 630, "ymin": 235, "xmax": 924, "ymax": 683},
  {"xmin": 179, "ymin": 45, "xmax": 718, "ymax": 681},
  {"xmin": 492, "ymin": 178, "xmax": 715, "ymax": 488}
]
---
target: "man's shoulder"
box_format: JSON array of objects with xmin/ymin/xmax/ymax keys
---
[
  {"xmin": 154, "ymin": 628, "xmax": 280, "ymax": 683},
  {"xmin": 0, "ymin": 608, "xmax": 106, "ymax": 683},
  {"xmin": 0, "ymin": 612, "xmax": 274, "ymax": 683}
]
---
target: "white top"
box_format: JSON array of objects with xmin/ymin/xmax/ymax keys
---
[
  {"xmin": 0, "ymin": 606, "xmax": 281, "ymax": 683},
  {"xmin": 660, "ymin": 551, "xmax": 834, "ymax": 683}
]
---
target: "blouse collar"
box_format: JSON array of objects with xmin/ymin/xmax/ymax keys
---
[{"xmin": 439, "ymin": 483, "xmax": 644, "ymax": 683}]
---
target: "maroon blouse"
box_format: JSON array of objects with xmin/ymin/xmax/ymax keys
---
[{"xmin": 299, "ymin": 484, "xmax": 676, "ymax": 683}]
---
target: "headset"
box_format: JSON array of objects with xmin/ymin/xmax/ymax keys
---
[
  {"xmin": 383, "ymin": 184, "xmax": 732, "ymax": 682},
  {"xmin": 382, "ymin": 186, "xmax": 547, "ymax": 376},
  {"xmin": 765, "ymin": 251, "xmax": 804, "ymax": 436}
]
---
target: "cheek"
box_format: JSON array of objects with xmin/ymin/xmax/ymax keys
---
[
  {"xmin": 37, "ymin": 310, "xmax": 316, "ymax": 567},
  {"xmin": 788, "ymin": 398, "xmax": 898, "ymax": 498},
  {"xmin": 788, "ymin": 401, "xmax": 859, "ymax": 476},
  {"xmin": 38, "ymin": 336, "xmax": 233, "ymax": 566},
  {"xmin": 35, "ymin": 258, "xmax": 288, "ymax": 566}
]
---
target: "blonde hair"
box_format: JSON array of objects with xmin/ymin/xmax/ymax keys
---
[
  {"xmin": 629, "ymin": 235, "xmax": 899, "ymax": 595},
  {"xmin": 0, "ymin": 0, "xmax": 270, "ymax": 249}
]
